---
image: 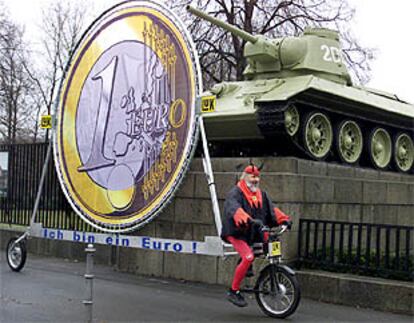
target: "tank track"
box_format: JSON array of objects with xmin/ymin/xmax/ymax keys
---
[
  {"xmin": 198, "ymin": 96, "xmax": 413, "ymax": 173},
  {"xmin": 256, "ymin": 102, "xmax": 287, "ymax": 137},
  {"xmin": 254, "ymin": 97, "xmax": 414, "ymax": 173},
  {"xmin": 256, "ymin": 100, "xmax": 309, "ymax": 159}
]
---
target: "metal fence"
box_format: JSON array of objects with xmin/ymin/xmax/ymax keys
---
[
  {"xmin": 297, "ymin": 219, "xmax": 414, "ymax": 281},
  {"xmin": 0, "ymin": 142, "xmax": 96, "ymax": 232},
  {"xmin": 2, "ymin": 143, "xmax": 414, "ymax": 281}
]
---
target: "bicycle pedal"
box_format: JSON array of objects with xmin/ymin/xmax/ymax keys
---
[{"xmin": 246, "ymin": 265, "xmax": 254, "ymax": 277}]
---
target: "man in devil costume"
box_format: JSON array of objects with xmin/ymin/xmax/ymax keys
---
[{"xmin": 222, "ymin": 164, "xmax": 291, "ymax": 307}]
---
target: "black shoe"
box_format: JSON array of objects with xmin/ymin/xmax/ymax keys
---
[{"xmin": 227, "ymin": 289, "xmax": 248, "ymax": 307}]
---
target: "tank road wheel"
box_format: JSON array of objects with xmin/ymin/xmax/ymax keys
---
[
  {"xmin": 337, "ymin": 120, "xmax": 363, "ymax": 164},
  {"xmin": 368, "ymin": 128, "xmax": 392, "ymax": 170},
  {"xmin": 394, "ymin": 133, "xmax": 414, "ymax": 172},
  {"xmin": 284, "ymin": 105, "xmax": 300, "ymax": 136},
  {"xmin": 303, "ymin": 112, "xmax": 333, "ymax": 160}
]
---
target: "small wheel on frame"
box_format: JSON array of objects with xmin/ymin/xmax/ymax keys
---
[{"xmin": 6, "ymin": 237, "xmax": 27, "ymax": 272}]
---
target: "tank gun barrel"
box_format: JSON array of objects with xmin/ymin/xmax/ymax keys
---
[{"xmin": 186, "ymin": 5, "xmax": 258, "ymax": 44}]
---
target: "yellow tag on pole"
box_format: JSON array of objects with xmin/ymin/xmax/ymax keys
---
[
  {"xmin": 201, "ymin": 96, "xmax": 216, "ymax": 113},
  {"xmin": 40, "ymin": 115, "xmax": 52, "ymax": 129}
]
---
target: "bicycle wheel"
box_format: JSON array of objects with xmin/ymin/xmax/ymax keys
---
[
  {"xmin": 254, "ymin": 265, "xmax": 301, "ymax": 318},
  {"xmin": 6, "ymin": 237, "xmax": 27, "ymax": 272}
]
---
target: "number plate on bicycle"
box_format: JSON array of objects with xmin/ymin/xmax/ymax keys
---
[{"xmin": 269, "ymin": 241, "xmax": 281, "ymax": 256}]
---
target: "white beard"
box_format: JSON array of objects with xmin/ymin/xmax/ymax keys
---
[{"xmin": 246, "ymin": 181, "xmax": 259, "ymax": 192}]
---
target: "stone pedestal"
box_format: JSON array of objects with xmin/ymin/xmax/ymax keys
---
[
  {"xmin": 125, "ymin": 157, "xmax": 413, "ymax": 284},
  {"xmin": 2, "ymin": 157, "xmax": 412, "ymax": 285}
]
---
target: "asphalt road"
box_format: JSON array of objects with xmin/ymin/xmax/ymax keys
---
[{"xmin": 0, "ymin": 253, "xmax": 411, "ymax": 323}]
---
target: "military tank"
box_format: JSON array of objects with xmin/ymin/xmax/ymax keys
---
[{"xmin": 187, "ymin": 6, "xmax": 414, "ymax": 173}]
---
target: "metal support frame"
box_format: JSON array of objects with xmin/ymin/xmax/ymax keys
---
[
  {"xmin": 198, "ymin": 116, "xmax": 237, "ymax": 257},
  {"xmin": 8, "ymin": 111, "xmax": 228, "ymax": 257},
  {"xmin": 13, "ymin": 140, "xmax": 53, "ymax": 245},
  {"xmin": 198, "ymin": 115, "xmax": 222, "ymax": 236},
  {"xmin": 30, "ymin": 140, "xmax": 53, "ymax": 228}
]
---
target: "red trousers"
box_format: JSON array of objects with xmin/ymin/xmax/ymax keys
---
[{"xmin": 227, "ymin": 233, "xmax": 268, "ymax": 291}]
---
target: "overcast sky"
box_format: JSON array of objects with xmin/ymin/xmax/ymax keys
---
[
  {"xmin": 0, "ymin": 152, "xmax": 8, "ymax": 170},
  {"xmin": 6, "ymin": 0, "xmax": 414, "ymax": 104}
]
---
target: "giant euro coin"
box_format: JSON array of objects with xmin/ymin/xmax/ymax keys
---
[{"xmin": 54, "ymin": 0, "xmax": 201, "ymax": 232}]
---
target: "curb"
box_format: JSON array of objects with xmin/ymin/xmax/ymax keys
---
[{"xmin": 297, "ymin": 269, "xmax": 414, "ymax": 315}]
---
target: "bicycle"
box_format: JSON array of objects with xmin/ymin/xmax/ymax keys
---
[{"xmin": 237, "ymin": 219, "xmax": 301, "ymax": 319}]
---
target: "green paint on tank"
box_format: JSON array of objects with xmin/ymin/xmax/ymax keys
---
[{"xmin": 188, "ymin": 6, "xmax": 414, "ymax": 172}]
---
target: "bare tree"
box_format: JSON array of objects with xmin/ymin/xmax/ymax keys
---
[
  {"xmin": 23, "ymin": 1, "xmax": 88, "ymax": 141},
  {"xmin": 0, "ymin": 3, "xmax": 33, "ymax": 144},
  {"xmin": 168, "ymin": 0, "xmax": 374, "ymax": 88}
]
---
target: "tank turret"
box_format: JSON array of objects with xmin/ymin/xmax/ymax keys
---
[
  {"xmin": 187, "ymin": 6, "xmax": 414, "ymax": 173},
  {"xmin": 187, "ymin": 6, "xmax": 351, "ymax": 85}
]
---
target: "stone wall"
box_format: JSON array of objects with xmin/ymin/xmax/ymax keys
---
[{"xmin": 1, "ymin": 157, "xmax": 413, "ymax": 286}]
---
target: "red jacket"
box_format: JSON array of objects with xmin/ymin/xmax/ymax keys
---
[{"xmin": 221, "ymin": 180, "xmax": 290, "ymax": 243}]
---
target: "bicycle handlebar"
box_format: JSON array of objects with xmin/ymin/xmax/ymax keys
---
[
  {"xmin": 278, "ymin": 224, "xmax": 289, "ymax": 235},
  {"xmin": 249, "ymin": 218, "xmax": 289, "ymax": 236}
]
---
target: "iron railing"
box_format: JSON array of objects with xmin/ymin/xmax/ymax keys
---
[
  {"xmin": 0, "ymin": 143, "xmax": 96, "ymax": 232},
  {"xmin": 298, "ymin": 219, "xmax": 414, "ymax": 281},
  {"xmin": 1, "ymin": 143, "xmax": 413, "ymax": 281}
]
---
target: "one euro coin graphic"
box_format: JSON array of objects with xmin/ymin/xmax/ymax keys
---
[{"xmin": 54, "ymin": 0, "xmax": 201, "ymax": 232}]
